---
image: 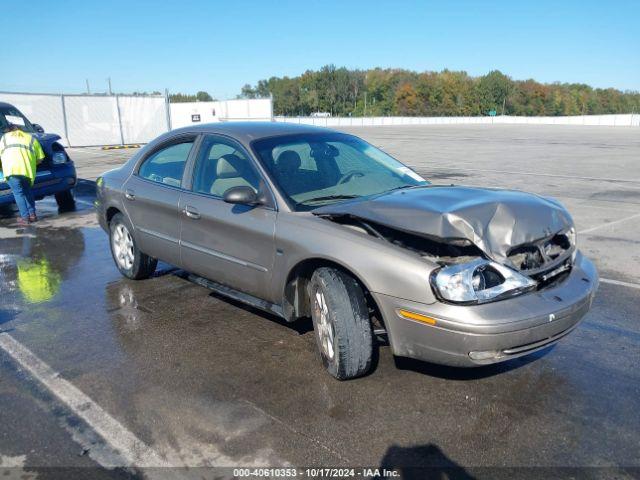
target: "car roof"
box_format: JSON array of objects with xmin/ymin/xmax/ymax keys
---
[
  {"xmin": 168, "ymin": 121, "xmax": 339, "ymax": 143},
  {"xmin": 0, "ymin": 102, "xmax": 16, "ymax": 109}
]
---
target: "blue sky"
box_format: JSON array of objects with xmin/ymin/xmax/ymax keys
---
[{"xmin": 1, "ymin": 0, "xmax": 638, "ymax": 98}]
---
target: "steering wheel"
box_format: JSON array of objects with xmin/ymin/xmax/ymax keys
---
[{"xmin": 337, "ymin": 170, "xmax": 365, "ymax": 185}]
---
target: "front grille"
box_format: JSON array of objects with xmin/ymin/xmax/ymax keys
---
[
  {"xmin": 507, "ymin": 232, "xmax": 575, "ymax": 281},
  {"xmin": 501, "ymin": 325, "xmax": 575, "ymax": 355},
  {"xmin": 535, "ymin": 265, "xmax": 572, "ymax": 290}
]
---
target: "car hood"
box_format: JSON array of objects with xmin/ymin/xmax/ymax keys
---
[{"xmin": 313, "ymin": 185, "xmax": 574, "ymax": 262}]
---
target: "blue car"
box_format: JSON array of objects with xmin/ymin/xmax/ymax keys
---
[{"xmin": 0, "ymin": 102, "xmax": 77, "ymax": 211}]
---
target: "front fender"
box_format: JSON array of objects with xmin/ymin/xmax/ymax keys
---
[{"xmin": 272, "ymin": 213, "xmax": 439, "ymax": 307}]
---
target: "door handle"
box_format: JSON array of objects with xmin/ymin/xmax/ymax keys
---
[
  {"xmin": 183, "ymin": 206, "xmax": 201, "ymax": 220},
  {"xmin": 124, "ymin": 189, "xmax": 135, "ymax": 200}
]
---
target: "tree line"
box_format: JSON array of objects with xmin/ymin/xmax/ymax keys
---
[
  {"xmin": 121, "ymin": 91, "xmax": 215, "ymax": 102},
  {"xmin": 169, "ymin": 91, "xmax": 213, "ymax": 103},
  {"xmin": 238, "ymin": 65, "xmax": 640, "ymax": 117}
]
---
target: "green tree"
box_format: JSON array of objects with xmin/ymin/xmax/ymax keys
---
[
  {"xmin": 169, "ymin": 91, "xmax": 215, "ymax": 103},
  {"xmin": 238, "ymin": 65, "xmax": 639, "ymax": 117},
  {"xmin": 477, "ymin": 70, "xmax": 511, "ymax": 115},
  {"xmin": 196, "ymin": 91, "xmax": 213, "ymax": 102}
]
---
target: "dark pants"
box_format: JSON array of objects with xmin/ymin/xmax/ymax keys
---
[{"xmin": 7, "ymin": 175, "xmax": 36, "ymax": 219}]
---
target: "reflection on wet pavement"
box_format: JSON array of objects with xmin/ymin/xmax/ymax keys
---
[{"xmin": 1, "ymin": 227, "xmax": 84, "ymax": 309}]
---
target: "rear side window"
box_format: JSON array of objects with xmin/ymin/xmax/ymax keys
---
[{"xmin": 138, "ymin": 141, "xmax": 194, "ymax": 187}]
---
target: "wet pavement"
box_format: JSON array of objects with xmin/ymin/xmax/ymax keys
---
[{"xmin": 0, "ymin": 126, "xmax": 639, "ymax": 479}]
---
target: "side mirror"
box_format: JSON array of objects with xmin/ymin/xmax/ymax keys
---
[
  {"xmin": 33, "ymin": 124, "xmax": 45, "ymax": 133},
  {"xmin": 223, "ymin": 186, "xmax": 259, "ymax": 205}
]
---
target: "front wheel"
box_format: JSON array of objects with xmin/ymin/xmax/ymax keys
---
[
  {"xmin": 55, "ymin": 190, "xmax": 76, "ymax": 212},
  {"xmin": 308, "ymin": 267, "xmax": 373, "ymax": 380},
  {"xmin": 109, "ymin": 213, "xmax": 157, "ymax": 279}
]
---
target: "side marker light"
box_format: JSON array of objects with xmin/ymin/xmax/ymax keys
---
[{"xmin": 398, "ymin": 309, "xmax": 437, "ymax": 325}]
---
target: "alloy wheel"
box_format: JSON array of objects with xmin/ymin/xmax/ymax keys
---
[
  {"xmin": 112, "ymin": 223, "xmax": 135, "ymax": 270},
  {"xmin": 314, "ymin": 289, "xmax": 335, "ymax": 360}
]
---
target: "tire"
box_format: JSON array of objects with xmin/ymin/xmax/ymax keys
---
[
  {"xmin": 109, "ymin": 213, "xmax": 157, "ymax": 280},
  {"xmin": 55, "ymin": 190, "xmax": 76, "ymax": 211},
  {"xmin": 0, "ymin": 203, "xmax": 14, "ymax": 217},
  {"xmin": 308, "ymin": 267, "xmax": 373, "ymax": 380}
]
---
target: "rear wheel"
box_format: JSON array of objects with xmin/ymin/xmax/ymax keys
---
[
  {"xmin": 308, "ymin": 267, "xmax": 373, "ymax": 380},
  {"xmin": 55, "ymin": 190, "xmax": 76, "ymax": 211},
  {"xmin": 109, "ymin": 213, "xmax": 157, "ymax": 279}
]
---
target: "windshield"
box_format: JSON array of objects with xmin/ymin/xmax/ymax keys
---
[
  {"xmin": 0, "ymin": 106, "xmax": 35, "ymax": 133},
  {"xmin": 252, "ymin": 132, "xmax": 428, "ymax": 211}
]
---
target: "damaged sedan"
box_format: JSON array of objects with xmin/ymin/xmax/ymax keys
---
[{"xmin": 96, "ymin": 123, "xmax": 598, "ymax": 380}]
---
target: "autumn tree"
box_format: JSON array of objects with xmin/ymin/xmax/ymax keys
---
[
  {"xmin": 395, "ymin": 83, "xmax": 420, "ymax": 115},
  {"xmin": 237, "ymin": 66, "xmax": 639, "ymax": 117}
]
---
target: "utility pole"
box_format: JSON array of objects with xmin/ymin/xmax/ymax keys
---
[
  {"xmin": 108, "ymin": 77, "xmax": 113, "ymax": 95},
  {"xmin": 85, "ymin": 79, "xmax": 91, "ymax": 95},
  {"xmin": 502, "ymin": 97, "xmax": 506, "ymax": 116},
  {"xmin": 164, "ymin": 89, "xmax": 172, "ymax": 131},
  {"xmin": 364, "ymin": 72, "xmax": 368, "ymax": 117}
]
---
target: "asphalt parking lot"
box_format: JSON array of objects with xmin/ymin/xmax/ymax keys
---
[{"xmin": 1, "ymin": 125, "xmax": 639, "ymax": 478}]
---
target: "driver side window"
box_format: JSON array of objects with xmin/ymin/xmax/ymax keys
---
[{"xmin": 192, "ymin": 136, "xmax": 261, "ymax": 197}]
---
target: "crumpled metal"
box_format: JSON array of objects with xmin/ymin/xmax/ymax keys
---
[{"xmin": 313, "ymin": 185, "xmax": 574, "ymax": 263}]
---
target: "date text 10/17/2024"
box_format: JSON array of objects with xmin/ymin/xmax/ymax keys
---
[{"xmin": 233, "ymin": 468, "xmax": 400, "ymax": 478}]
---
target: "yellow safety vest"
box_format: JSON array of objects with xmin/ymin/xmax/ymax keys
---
[
  {"xmin": 17, "ymin": 258, "xmax": 62, "ymax": 304},
  {"xmin": 0, "ymin": 130, "xmax": 45, "ymax": 185}
]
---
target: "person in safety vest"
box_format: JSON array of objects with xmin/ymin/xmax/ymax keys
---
[{"xmin": 0, "ymin": 123, "xmax": 45, "ymax": 224}]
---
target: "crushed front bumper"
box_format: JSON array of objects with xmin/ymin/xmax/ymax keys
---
[{"xmin": 373, "ymin": 251, "xmax": 598, "ymax": 367}]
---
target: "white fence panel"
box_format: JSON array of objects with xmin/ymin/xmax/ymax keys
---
[
  {"xmin": 169, "ymin": 101, "xmax": 219, "ymax": 129},
  {"xmin": 169, "ymin": 98, "xmax": 273, "ymax": 129},
  {"xmin": 0, "ymin": 93, "xmax": 67, "ymax": 144},
  {"xmin": 0, "ymin": 92, "xmax": 173, "ymax": 146},
  {"xmin": 222, "ymin": 98, "xmax": 272, "ymax": 121},
  {"xmin": 64, "ymin": 96, "xmax": 121, "ymax": 146},
  {"xmin": 118, "ymin": 96, "xmax": 168, "ymax": 144},
  {"xmin": 221, "ymin": 100, "xmax": 247, "ymax": 120}
]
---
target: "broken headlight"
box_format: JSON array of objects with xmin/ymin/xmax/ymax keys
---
[
  {"xmin": 431, "ymin": 258, "xmax": 537, "ymax": 304},
  {"xmin": 52, "ymin": 151, "xmax": 67, "ymax": 164},
  {"xmin": 567, "ymin": 227, "xmax": 576, "ymax": 246}
]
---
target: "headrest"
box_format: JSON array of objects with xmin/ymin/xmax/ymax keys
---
[
  {"xmin": 310, "ymin": 143, "xmax": 339, "ymax": 159},
  {"xmin": 216, "ymin": 154, "xmax": 244, "ymax": 178},
  {"xmin": 276, "ymin": 150, "xmax": 302, "ymax": 171}
]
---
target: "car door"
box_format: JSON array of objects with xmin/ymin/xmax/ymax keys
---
[
  {"xmin": 123, "ymin": 135, "xmax": 197, "ymax": 266},
  {"xmin": 179, "ymin": 134, "xmax": 277, "ymax": 301}
]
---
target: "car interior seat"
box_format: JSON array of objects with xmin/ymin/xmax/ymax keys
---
[
  {"xmin": 275, "ymin": 150, "xmax": 306, "ymax": 194},
  {"xmin": 209, "ymin": 154, "xmax": 257, "ymax": 197},
  {"xmin": 196, "ymin": 155, "xmax": 218, "ymax": 193}
]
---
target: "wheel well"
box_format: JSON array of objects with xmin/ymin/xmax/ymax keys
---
[
  {"xmin": 106, "ymin": 207, "xmax": 121, "ymax": 224},
  {"xmin": 282, "ymin": 258, "xmax": 383, "ymax": 327}
]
